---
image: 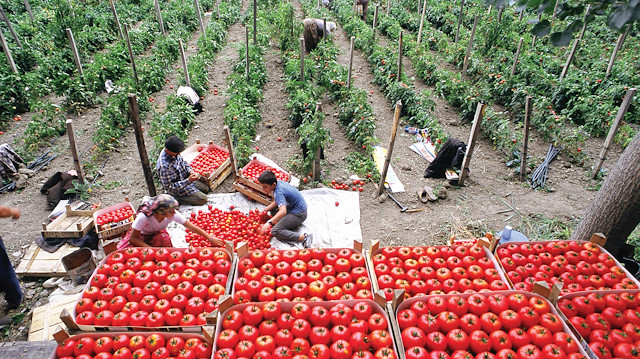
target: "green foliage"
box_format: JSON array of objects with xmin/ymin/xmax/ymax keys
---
[{"xmin": 149, "ymin": 95, "xmax": 195, "ymax": 155}]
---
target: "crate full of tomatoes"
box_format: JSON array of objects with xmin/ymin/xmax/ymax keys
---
[
  {"xmin": 213, "ymin": 300, "xmax": 398, "ymax": 359},
  {"xmin": 93, "ymin": 202, "xmax": 136, "ymax": 240},
  {"xmin": 181, "ymin": 142, "xmax": 232, "ymax": 190},
  {"xmin": 232, "ymin": 248, "xmax": 373, "ymax": 303},
  {"xmin": 556, "ymin": 289, "xmax": 640, "ymax": 359},
  {"xmin": 241, "ymin": 158, "xmax": 290, "ymax": 183},
  {"xmin": 52, "ymin": 332, "xmax": 212, "ymax": 359},
  {"xmin": 494, "ymin": 240, "xmax": 640, "ymax": 295},
  {"xmin": 68, "ymin": 247, "xmax": 233, "ymax": 331},
  {"xmin": 396, "ymin": 291, "xmax": 590, "ymax": 359},
  {"xmin": 370, "ymin": 245, "xmax": 510, "ymax": 300},
  {"xmin": 185, "ymin": 206, "xmax": 271, "ymax": 249}
]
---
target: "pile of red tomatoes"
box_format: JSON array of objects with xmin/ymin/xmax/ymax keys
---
[
  {"xmin": 96, "ymin": 206, "xmax": 135, "ymax": 230},
  {"xmin": 243, "ymin": 162, "xmax": 290, "ymax": 183},
  {"xmin": 185, "ymin": 207, "xmax": 271, "ymax": 250},
  {"xmin": 189, "ymin": 147, "xmax": 229, "ymax": 175}
]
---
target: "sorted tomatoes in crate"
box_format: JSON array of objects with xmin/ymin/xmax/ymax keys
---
[
  {"xmin": 189, "ymin": 146, "xmax": 229, "ymax": 175},
  {"xmin": 495, "ymin": 240, "xmax": 640, "ymax": 294},
  {"xmin": 185, "ymin": 207, "xmax": 271, "ymax": 250},
  {"xmin": 53, "ymin": 332, "xmax": 211, "ymax": 359},
  {"xmin": 95, "ymin": 206, "xmax": 135, "ymax": 229},
  {"xmin": 396, "ymin": 291, "xmax": 589, "ymax": 359},
  {"xmin": 72, "ymin": 247, "xmax": 232, "ymax": 330},
  {"xmin": 371, "ymin": 245, "xmax": 509, "ymax": 300},
  {"xmin": 233, "ymin": 248, "xmax": 373, "ymax": 303},
  {"xmin": 242, "ymin": 159, "xmax": 290, "ymax": 183},
  {"xmin": 213, "ymin": 300, "xmax": 397, "ymax": 359}
]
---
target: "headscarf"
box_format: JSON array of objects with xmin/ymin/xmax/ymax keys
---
[{"xmin": 138, "ymin": 194, "xmax": 179, "ymax": 217}]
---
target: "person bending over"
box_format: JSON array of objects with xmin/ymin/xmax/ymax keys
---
[{"xmin": 156, "ymin": 135, "xmax": 209, "ymax": 206}]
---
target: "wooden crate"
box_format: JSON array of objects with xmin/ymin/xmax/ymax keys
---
[
  {"xmin": 42, "ymin": 205, "xmax": 96, "ymax": 239},
  {"xmin": 94, "ymin": 202, "xmax": 135, "ymax": 240},
  {"xmin": 233, "ymin": 176, "xmax": 272, "ymax": 205},
  {"xmin": 15, "ymin": 243, "xmax": 78, "ymax": 277},
  {"xmin": 181, "ymin": 141, "xmax": 232, "ymax": 190},
  {"xmin": 28, "ymin": 293, "xmax": 80, "ymax": 341}
]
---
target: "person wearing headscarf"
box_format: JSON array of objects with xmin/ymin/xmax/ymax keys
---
[
  {"xmin": 117, "ymin": 194, "xmax": 223, "ymax": 248},
  {"xmin": 303, "ymin": 18, "xmax": 337, "ymax": 52}
]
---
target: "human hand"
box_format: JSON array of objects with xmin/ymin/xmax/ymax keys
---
[
  {"xmin": 259, "ymin": 211, "xmax": 271, "ymax": 223},
  {"xmin": 208, "ymin": 236, "xmax": 224, "ymax": 247},
  {"xmin": 188, "ymin": 172, "xmax": 201, "ymax": 182},
  {"xmin": 260, "ymin": 222, "xmax": 271, "ymax": 235}
]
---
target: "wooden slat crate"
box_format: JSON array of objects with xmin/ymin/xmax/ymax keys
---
[
  {"xmin": 181, "ymin": 141, "xmax": 233, "ymax": 190},
  {"xmin": 42, "ymin": 205, "xmax": 96, "ymax": 239},
  {"xmin": 233, "ymin": 176, "xmax": 272, "ymax": 205},
  {"xmin": 28, "ymin": 293, "xmax": 80, "ymax": 341},
  {"xmin": 16, "ymin": 243, "xmax": 79, "ymax": 277}
]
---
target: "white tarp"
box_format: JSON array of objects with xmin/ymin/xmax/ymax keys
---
[{"xmin": 167, "ymin": 188, "xmax": 362, "ymax": 249}]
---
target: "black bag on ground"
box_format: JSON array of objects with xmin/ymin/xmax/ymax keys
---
[{"xmin": 424, "ymin": 138, "xmax": 466, "ymax": 178}]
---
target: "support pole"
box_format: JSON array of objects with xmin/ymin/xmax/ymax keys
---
[
  {"xmin": 194, "ymin": 0, "xmax": 205, "ymax": 35},
  {"xmin": 532, "ymin": 14, "xmax": 541, "ymax": 47},
  {"xmin": 0, "ymin": 5, "xmax": 22, "ymax": 50},
  {"xmin": 109, "ymin": 0, "xmax": 124, "ymax": 40},
  {"xmin": 454, "ymin": 0, "xmax": 465, "ymax": 43},
  {"xmin": 217, "ymin": 0, "xmax": 220, "ymax": 19},
  {"xmin": 66, "ymin": 28, "xmax": 83, "ymax": 78},
  {"xmin": 312, "ymin": 102, "xmax": 323, "ymax": 182},
  {"xmin": 66, "ymin": 120, "xmax": 85, "ymax": 184},
  {"xmin": 323, "ymin": 18, "xmax": 327, "ymax": 41},
  {"xmin": 67, "ymin": 0, "xmax": 74, "ymax": 17},
  {"xmin": 396, "ymin": 31, "xmax": 403, "ymax": 81},
  {"xmin": 245, "ymin": 26, "xmax": 250, "ymax": 77},
  {"xmin": 123, "ymin": 25, "xmax": 139, "ymax": 84},
  {"xmin": 511, "ymin": 37, "xmax": 524, "ymax": 76},
  {"xmin": 128, "ymin": 95, "xmax": 157, "ymax": 196},
  {"xmin": 518, "ymin": 8, "xmax": 524, "ymax": 21},
  {"xmin": 520, "ymin": 96, "xmax": 532, "ymax": 181},
  {"xmin": 461, "ymin": 15, "xmax": 478, "ymax": 77},
  {"xmin": 24, "ymin": 0, "xmax": 34, "ymax": 22},
  {"xmin": 559, "ymin": 38, "xmax": 579, "ymax": 81},
  {"xmin": 300, "ymin": 38, "xmax": 305, "ymax": 81},
  {"xmin": 578, "ymin": 4, "xmax": 591, "ymax": 40},
  {"xmin": 224, "ymin": 126, "xmax": 240, "ymax": 178},
  {"xmin": 551, "ymin": 0, "xmax": 560, "ymax": 26},
  {"xmin": 253, "ymin": 0, "xmax": 257, "ymax": 44},
  {"xmin": 417, "ymin": 0, "xmax": 427, "ymax": 44},
  {"xmin": 347, "ymin": 36, "xmax": 355, "ymax": 89},
  {"xmin": 592, "ymin": 88, "xmax": 636, "ymax": 178},
  {"xmin": 377, "ymin": 101, "xmax": 403, "ymax": 195},
  {"xmin": 154, "ymin": 0, "xmax": 166, "ymax": 35},
  {"xmin": 179, "ymin": 39, "xmax": 190, "ymax": 87},
  {"xmin": 497, "ymin": 6, "xmax": 503, "ymax": 23},
  {"xmin": 387, "ymin": 0, "xmax": 391, "ymax": 15},
  {"xmin": 487, "ymin": 4, "xmax": 492, "ymax": 14},
  {"xmin": 0, "ymin": 29, "xmax": 17, "ymax": 73},
  {"xmin": 606, "ymin": 26, "xmax": 630, "ymax": 77},
  {"xmin": 458, "ymin": 102, "xmax": 486, "ymax": 186},
  {"xmin": 372, "ymin": 4, "xmax": 379, "ymax": 40}
]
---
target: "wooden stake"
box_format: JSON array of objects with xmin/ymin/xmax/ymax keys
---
[
  {"xmin": 372, "ymin": 4, "xmax": 379, "ymax": 40},
  {"xmin": 312, "ymin": 102, "xmax": 323, "ymax": 181},
  {"xmin": 396, "ymin": 31, "xmax": 403, "ymax": 81},
  {"xmin": 179, "ymin": 39, "xmax": 191, "ymax": 87},
  {"xmin": 461, "ymin": 15, "xmax": 478, "ymax": 77},
  {"xmin": 578, "ymin": 4, "xmax": 591, "ymax": 40},
  {"xmin": 0, "ymin": 5, "xmax": 22, "ymax": 50},
  {"xmin": 387, "ymin": 0, "xmax": 391, "ymax": 15},
  {"xmin": 417, "ymin": 0, "xmax": 427, "ymax": 44},
  {"xmin": 511, "ymin": 37, "xmax": 524, "ymax": 76},
  {"xmin": 323, "ymin": 18, "xmax": 327, "ymax": 41},
  {"xmin": 347, "ymin": 36, "xmax": 355, "ymax": 89},
  {"xmin": 24, "ymin": 0, "xmax": 34, "ymax": 22},
  {"xmin": 217, "ymin": 0, "xmax": 220, "ymax": 20},
  {"xmin": 300, "ymin": 37, "xmax": 305, "ymax": 81},
  {"xmin": 377, "ymin": 100, "xmax": 403, "ymax": 195},
  {"xmin": 66, "ymin": 28, "xmax": 83, "ymax": 78},
  {"xmin": 194, "ymin": 0, "xmax": 205, "ymax": 35},
  {"xmin": 551, "ymin": 0, "xmax": 560, "ymax": 26},
  {"xmin": 109, "ymin": 0, "xmax": 124, "ymax": 40},
  {"xmin": 245, "ymin": 26, "xmax": 250, "ymax": 77},
  {"xmin": 353, "ymin": 0, "xmax": 358, "ymax": 15},
  {"xmin": 128, "ymin": 95, "xmax": 157, "ymax": 196},
  {"xmin": 487, "ymin": 4, "xmax": 492, "ymax": 14},
  {"xmin": 66, "ymin": 120, "xmax": 85, "ymax": 184},
  {"xmin": 518, "ymin": 8, "xmax": 524, "ymax": 21},
  {"xmin": 123, "ymin": 25, "xmax": 139, "ymax": 84},
  {"xmin": 223, "ymin": 126, "xmax": 240, "ymax": 178},
  {"xmin": 592, "ymin": 88, "xmax": 636, "ymax": 178},
  {"xmin": 532, "ymin": 14, "xmax": 541, "ymax": 47},
  {"xmin": 458, "ymin": 102, "xmax": 486, "ymax": 186},
  {"xmin": 154, "ymin": 0, "xmax": 165, "ymax": 35},
  {"xmin": 454, "ymin": 0, "xmax": 464, "ymax": 43},
  {"xmin": 0, "ymin": 28, "xmax": 17, "ymax": 73},
  {"xmin": 497, "ymin": 6, "xmax": 503, "ymax": 23},
  {"xmin": 520, "ymin": 96, "xmax": 532, "ymax": 181},
  {"xmin": 606, "ymin": 26, "xmax": 630, "ymax": 77},
  {"xmin": 559, "ymin": 38, "xmax": 579, "ymax": 81},
  {"xmin": 253, "ymin": 0, "xmax": 257, "ymax": 44}
]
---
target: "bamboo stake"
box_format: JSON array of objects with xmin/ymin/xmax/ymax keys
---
[
  {"xmin": 245, "ymin": 26, "xmax": 250, "ymax": 77},
  {"xmin": 454, "ymin": 0, "xmax": 465, "ymax": 43},
  {"xmin": 109, "ymin": 0, "xmax": 124, "ymax": 40},
  {"xmin": 300, "ymin": 38, "xmax": 305, "ymax": 81},
  {"xmin": 417, "ymin": 0, "xmax": 427, "ymax": 44},
  {"xmin": 458, "ymin": 102, "xmax": 486, "ymax": 186},
  {"xmin": 511, "ymin": 37, "xmax": 524, "ymax": 76},
  {"xmin": 461, "ymin": 15, "xmax": 478, "ymax": 77},
  {"xmin": 24, "ymin": 0, "xmax": 34, "ymax": 22},
  {"xmin": 559, "ymin": 38, "xmax": 579, "ymax": 81},
  {"xmin": 66, "ymin": 28, "xmax": 83, "ymax": 78},
  {"xmin": 123, "ymin": 25, "xmax": 138, "ymax": 84},
  {"xmin": 66, "ymin": 120, "xmax": 85, "ymax": 184},
  {"xmin": 377, "ymin": 100, "xmax": 403, "ymax": 195},
  {"xmin": 578, "ymin": 4, "xmax": 591, "ymax": 41},
  {"xmin": 396, "ymin": 31, "xmax": 403, "ymax": 81},
  {"xmin": 154, "ymin": 0, "xmax": 165, "ymax": 35},
  {"xmin": 0, "ymin": 5, "xmax": 22, "ymax": 50},
  {"xmin": 520, "ymin": 96, "xmax": 532, "ymax": 181},
  {"xmin": 253, "ymin": 0, "xmax": 257, "ymax": 44},
  {"xmin": 179, "ymin": 39, "xmax": 190, "ymax": 87},
  {"xmin": 606, "ymin": 26, "xmax": 630, "ymax": 77},
  {"xmin": 592, "ymin": 88, "xmax": 636, "ymax": 178},
  {"xmin": 194, "ymin": 0, "xmax": 205, "ymax": 35},
  {"xmin": 0, "ymin": 29, "xmax": 17, "ymax": 73},
  {"xmin": 128, "ymin": 95, "xmax": 157, "ymax": 196},
  {"xmin": 347, "ymin": 36, "xmax": 355, "ymax": 89}
]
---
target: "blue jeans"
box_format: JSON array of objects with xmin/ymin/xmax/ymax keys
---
[{"xmin": 0, "ymin": 237, "xmax": 22, "ymax": 308}]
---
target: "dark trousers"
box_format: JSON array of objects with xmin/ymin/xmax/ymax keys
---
[
  {"xmin": 271, "ymin": 210, "xmax": 307, "ymax": 243},
  {"xmin": 0, "ymin": 237, "xmax": 22, "ymax": 308}
]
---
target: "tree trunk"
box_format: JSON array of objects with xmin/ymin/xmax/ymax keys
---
[{"xmin": 570, "ymin": 130, "xmax": 640, "ymax": 259}]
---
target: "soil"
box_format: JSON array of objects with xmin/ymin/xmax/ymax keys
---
[{"xmin": 0, "ymin": 1, "xmax": 627, "ymax": 342}]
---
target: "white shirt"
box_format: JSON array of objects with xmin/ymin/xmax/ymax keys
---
[{"xmin": 132, "ymin": 210, "xmax": 187, "ymax": 235}]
